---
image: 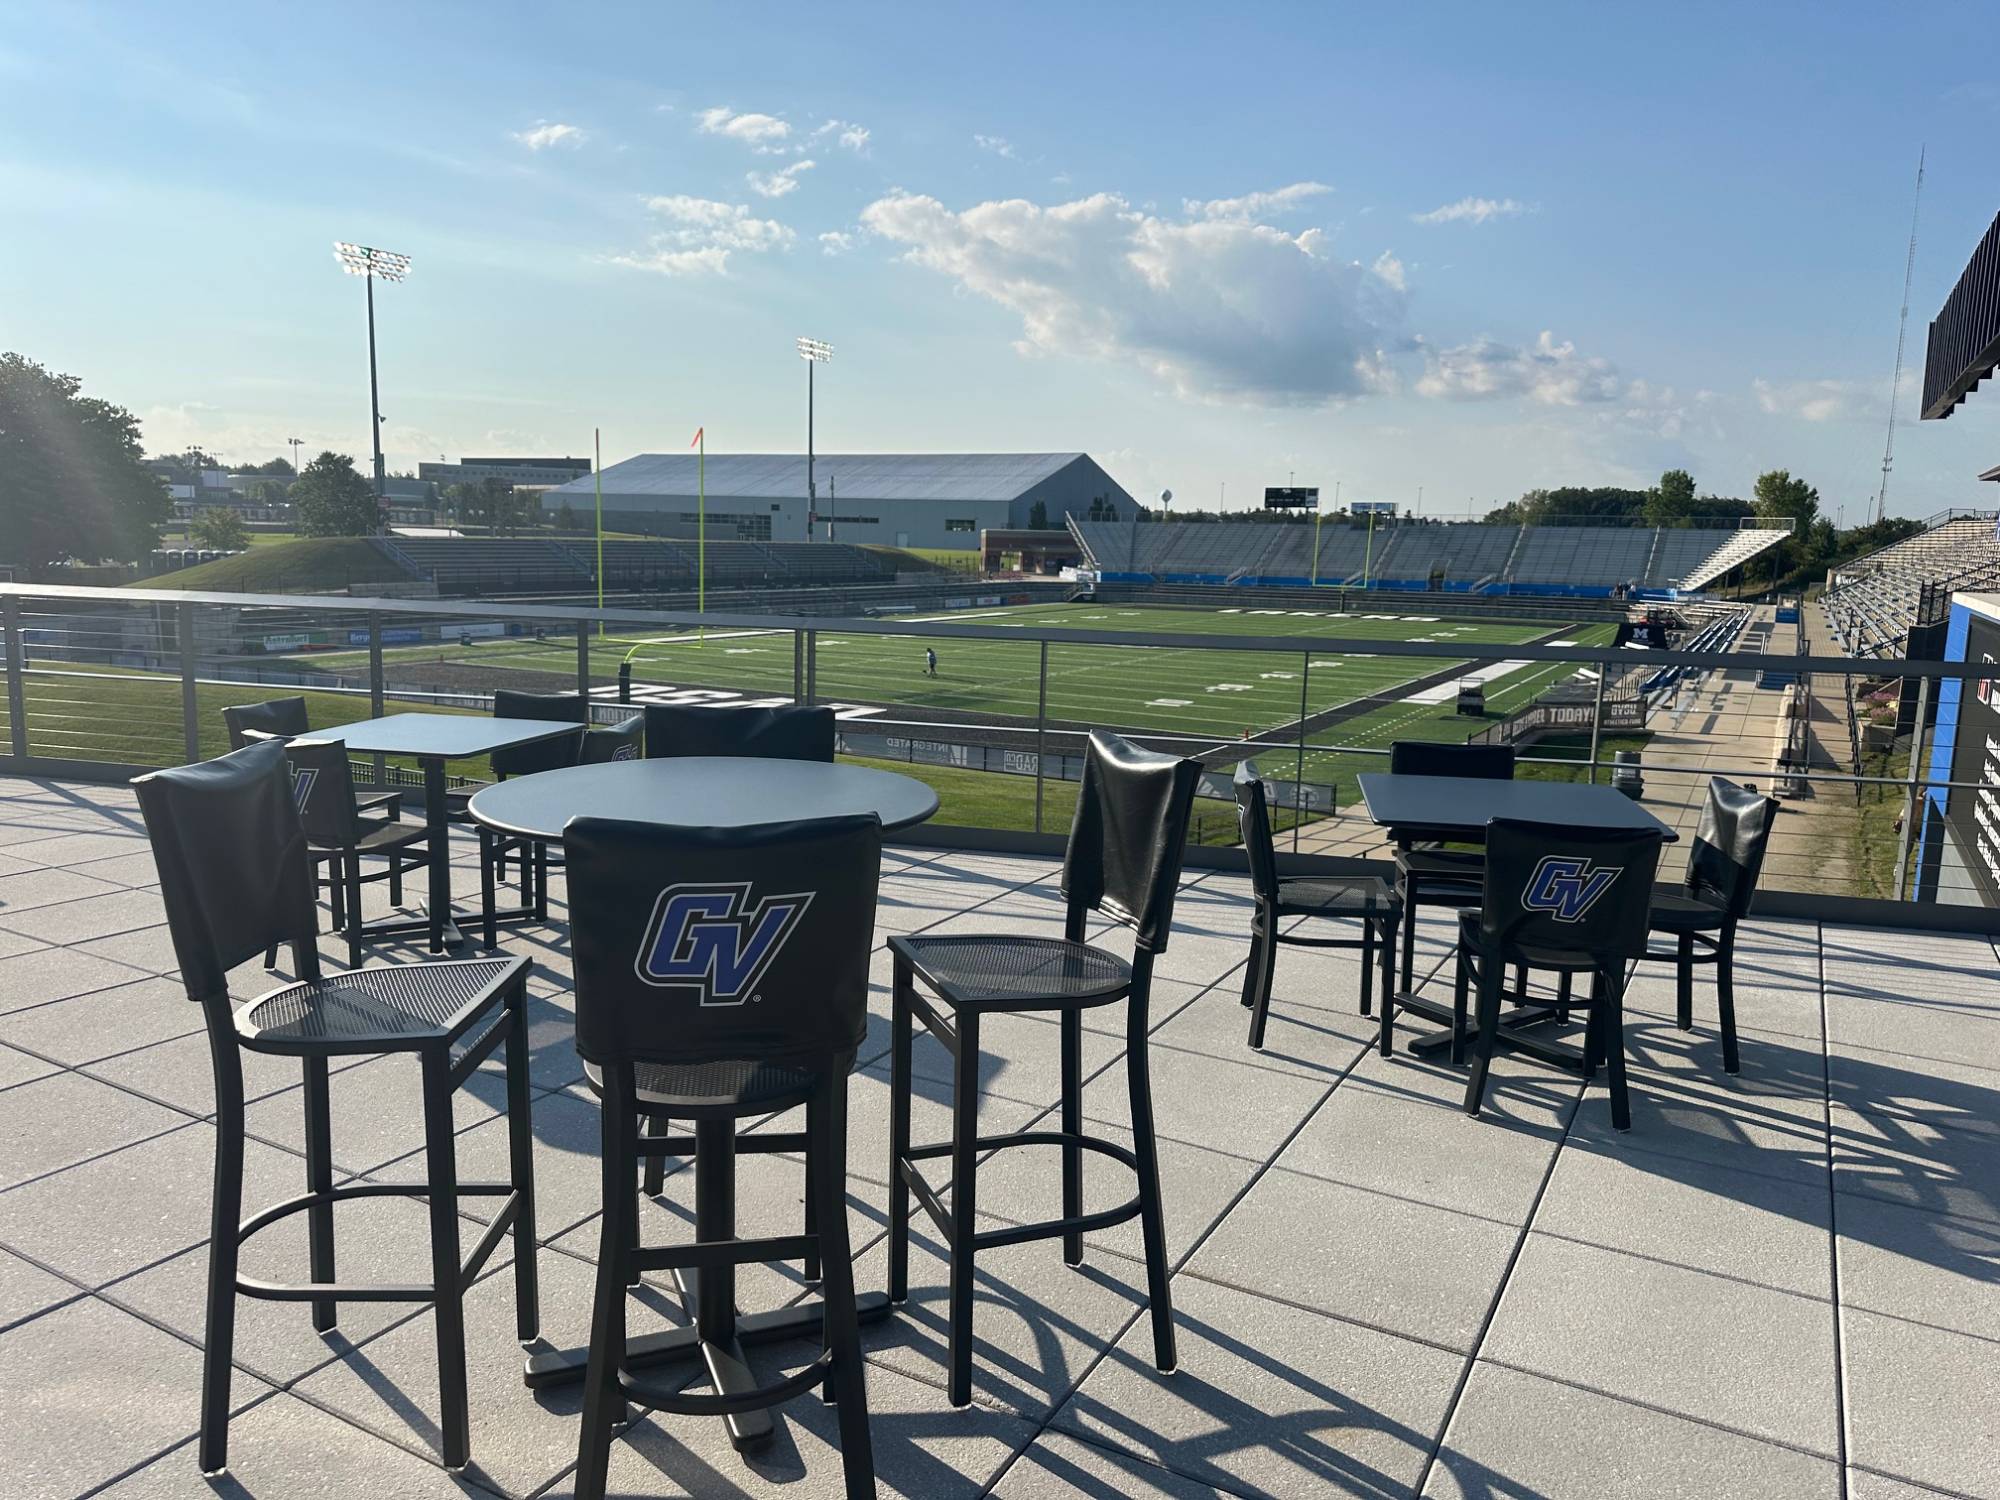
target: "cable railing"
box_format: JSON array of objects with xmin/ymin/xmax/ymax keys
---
[{"xmin": 2, "ymin": 581, "xmax": 1995, "ymax": 924}]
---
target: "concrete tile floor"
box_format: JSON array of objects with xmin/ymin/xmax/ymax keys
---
[{"xmin": 0, "ymin": 777, "xmax": 1996, "ymax": 1499}]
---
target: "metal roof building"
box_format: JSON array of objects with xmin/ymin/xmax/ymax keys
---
[{"xmin": 539, "ymin": 452, "xmax": 1134, "ymax": 548}]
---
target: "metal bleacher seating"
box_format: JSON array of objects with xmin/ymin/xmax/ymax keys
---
[
  {"xmin": 370, "ymin": 537, "xmax": 896, "ymax": 597},
  {"xmin": 1819, "ymin": 512, "xmax": 2000, "ymax": 658}
]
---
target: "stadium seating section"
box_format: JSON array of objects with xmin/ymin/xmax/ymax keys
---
[
  {"xmin": 1071, "ymin": 519, "xmax": 1788, "ymax": 598},
  {"xmin": 371, "ymin": 537, "xmax": 897, "ymax": 596},
  {"xmin": 1820, "ymin": 511, "xmax": 2000, "ymax": 658}
]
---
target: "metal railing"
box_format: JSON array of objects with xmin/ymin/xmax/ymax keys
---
[{"xmin": 3, "ymin": 581, "xmax": 1996, "ymax": 929}]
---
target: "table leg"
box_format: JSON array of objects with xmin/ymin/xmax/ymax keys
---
[{"xmin": 425, "ymin": 758, "xmax": 450, "ymax": 952}]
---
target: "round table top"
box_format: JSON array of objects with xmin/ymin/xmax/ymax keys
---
[{"xmin": 465, "ymin": 756, "xmax": 941, "ymax": 842}]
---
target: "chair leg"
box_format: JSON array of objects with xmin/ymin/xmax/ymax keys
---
[
  {"xmin": 1463, "ymin": 953, "xmax": 1504, "ymax": 1117},
  {"xmin": 1359, "ymin": 923, "xmax": 1375, "ymax": 1019},
  {"xmin": 505, "ymin": 982, "xmax": 540, "ymax": 1343},
  {"xmin": 1582, "ymin": 970, "xmax": 1605, "ymax": 1078},
  {"xmin": 420, "ymin": 1050, "xmax": 471, "ymax": 1470},
  {"xmin": 480, "ymin": 831, "xmax": 498, "ymax": 952},
  {"xmin": 811, "ymin": 1073, "xmax": 877, "ymax": 1500},
  {"xmin": 1060, "ymin": 1007, "xmax": 1084, "ymax": 1267},
  {"xmin": 946, "ymin": 1008, "xmax": 981, "ymax": 1408},
  {"xmin": 198, "ymin": 1044, "xmax": 246, "ymax": 1476},
  {"xmin": 1125, "ymin": 994, "xmax": 1177, "ymax": 1374},
  {"xmin": 1555, "ymin": 970, "xmax": 1573, "ymax": 1022},
  {"xmin": 1378, "ymin": 918, "xmax": 1399, "ymax": 1059},
  {"xmin": 327, "ymin": 854, "xmax": 345, "ymax": 931},
  {"xmin": 533, "ymin": 843, "xmax": 550, "ymax": 924},
  {"xmin": 1512, "ymin": 961, "xmax": 1528, "ymax": 1006},
  {"xmin": 344, "ymin": 854, "xmax": 362, "ymax": 970},
  {"xmin": 1239, "ymin": 918, "xmax": 1265, "ymax": 1009},
  {"xmin": 1246, "ymin": 925, "xmax": 1278, "ymax": 1052},
  {"xmin": 887, "ymin": 956, "xmax": 915, "ymax": 1305},
  {"xmin": 1399, "ymin": 887, "xmax": 1419, "ymax": 992},
  {"xmin": 802, "ymin": 1109, "xmax": 822, "ymax": 1285},
  {"xmin": 574, "ymin": 1095, "xmax": 632, "ymax": 1500},
  {"xmin": 641, "ymin": 1113, "xmax": 668, "ymax": 1198},
  {"xmin": 388, "ymin": 849, "xmax": 403, "ymax": 907},
  {"xmin": 302, "ymin": 1056, "xmax": 337, "ymax": 1333},
  {"xmin": 1450, "ymin": 946, "xmax": 1471, "ymax": 1065},
  {"xmin": 1604, "ymin": 969, "xmax": 1633, "ymax": 1131},
  {"xmin": 1716, "ymin": 931, "xmax": 1741, "ymax": 1075},
  {"xmin": 1676, "ymin": 933, "xmax": 1695, "ymax": 1030}
]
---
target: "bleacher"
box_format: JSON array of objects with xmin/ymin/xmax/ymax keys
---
[
  {"xmin": 371, "ymin": 537, "xmax": 898, "ymax": 598},
  {"xmin": 1070, "ymin": 518, "xmax": 1772, "ymax": 597},
  {"xmin": 1820, "ymin": 512, "xmax": 2000, "ymax": 658}
]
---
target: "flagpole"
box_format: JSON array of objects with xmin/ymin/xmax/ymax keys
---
[{"xmin": 593, "ymin": 428, "xmax": 604, "ymax": 638}]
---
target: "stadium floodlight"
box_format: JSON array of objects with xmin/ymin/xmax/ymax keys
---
[
  {"xmin": 332, "ymin": 241, "xmax": 412, "ymax": 505},
  {"xmin": 797, "ymin": 336, "xmax": 832, "ymax": 540}
]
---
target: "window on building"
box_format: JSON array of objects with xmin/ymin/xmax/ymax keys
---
[{"xmin": 945, "ymin": 518, "xmax": 976, "ymax": 533}]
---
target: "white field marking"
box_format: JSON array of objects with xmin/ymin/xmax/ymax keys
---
[
  {"xmin": 1147, "ymin": 698, "xmax": 1192, "ymax": 707},
  {"xmin": 616, "ymin": 628, "xmax": 776, "ymax": 648},
  {"xmin": 1404, "ymin": 616, "xmax": 1440, "ymax": 622},
  {"xmin": 1208, "ymin": 683, "xmax": 1253, "ymax": 693},
  {"xmin": 1407, "ymin": 660, "xmax": 1532, "ymax": 705},
  {"xmin": 723, "ymin": 648, "xmax": 763, "ymax": 655},
  {"xmin": 1547, "ymin": 639, "xmax": 1580, "ymax": 647},
  {"xmin": 1260, "ymin": 671, "xmax": 1297, "ymax": 680}
]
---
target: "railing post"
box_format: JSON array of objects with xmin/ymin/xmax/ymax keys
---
[
  {"xmin": 1588, "ymin": 668, "xmax": 1606, "ymax": 786},
  {"xmin": 177, "ymin": 603, "xmax": 200, "ymax": 763},
  {"xmin": 1294, "ymin": 648, "xmax": 1311, "ymax": 853},
  {"xmin": 1033, "ymin": 639, "xmax": 1049, "ymax": 835},
  {"xmin": 575, "ymin": 619, "xmax": 591, "ymax": 706},
  {"xmin": 1893, "ymin": 674, "xmax": 1931, "ymax": 902},
  {"xmin": 793, "ymin": 630, "xmax": 805, "ymax": 702},
  {"xmin": 367, "ymin": 614, "xmax": 385, "ymax": 718},
  {"xmin": 803, "ymin": 630, "xmax": 817, "ymax": 705},
  {"xmin": 3, "ymin": 596, "xmax": 27, "ymax": 762}
]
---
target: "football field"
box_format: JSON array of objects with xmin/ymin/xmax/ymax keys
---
[{"xmin": 298, "ymin": 601, "xmax": 1616, "ymax": 786}]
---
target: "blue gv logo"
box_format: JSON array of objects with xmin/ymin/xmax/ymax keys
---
[
  {"xmin": 635, "ymin": 883, "xmax": 813, "ymax": 1005},
  {"xmin": 1522, "ymin": 856, "xmax": 1618, "ymax": 923},
  {"xmin": 291, "ymin": 767, "xmax": 317, "ymax": 812}
]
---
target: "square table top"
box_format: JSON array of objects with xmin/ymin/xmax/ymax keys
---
[
  {"xmin": 296, "ymin": 712, "xmax": 581, "ymax": 761},
  {"xmin": 1356, "ymin": 772, "xmax": 1679, "ymax": 841}
]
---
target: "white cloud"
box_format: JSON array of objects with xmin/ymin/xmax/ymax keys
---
[
  {"xmin": 810, "ymin": 118, "xmax": 870, "ymax": 153},
  {"xmin": 696, "ymin": 106, "xmax": 791, "ymax": 150},
  {"xmin": 1415, "ymin": 331, "xmax": 1624, "ymax": 405},
  {"xmin": 747, "ymin": 159, "xmax": 815, "ymax": 198},
  {"xmin": 974, "ymin": 133, "xmax": 1017, "ymax": 159},
  {"xmin": 858, "ymin": 187, "xmax": 1405, "ymax": 405},
  {"xmin": 1413, "ymin": 196, "xmax": 1531, "ymax": 226},
  {"xmin": 819, "ymin": 231, "xmax": 856, "ymax": 256},
  {"xmin": 1184, "ymin": 182, "xmax": 1332, "ymax": 220},
  {"xmin": 1752, "ymin": 377, "xmax": 1879, "ymax": 424},
  {"xmin": 613, "ymin": 196, "xmax": 795, "ymax": 276},
  {"xmin": 512, "ymin": 120, "xmax": 586, "ymax": 151}
]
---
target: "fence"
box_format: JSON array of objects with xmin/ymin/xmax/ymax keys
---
[{"xmin": 2, "ymin": 581, "xmax": 1995, "ymax": 923}]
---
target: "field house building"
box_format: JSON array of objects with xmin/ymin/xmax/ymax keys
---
[{"xmin": 539, "ymin": 451, "xmax": 1135, "ymax": 548}]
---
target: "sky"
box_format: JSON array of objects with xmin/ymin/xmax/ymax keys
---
[{"xmin": 5, "ymin": 0, "xmax": 2000, "ymax": 524}]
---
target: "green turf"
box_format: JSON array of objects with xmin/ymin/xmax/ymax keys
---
[{"xmin": 134, "ymin": 537, "xmax": 412, "ymax": 593}]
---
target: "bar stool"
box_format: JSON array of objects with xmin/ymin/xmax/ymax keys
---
[
  {"xmin": 1642, "ymin": 777, "xmax": 1779, "ymax": 1075},
  {"xmin": 564, "ymin": 814, "xmax": 880, "ymax": 1500},
  {"xmin": 285, "ymin": 739, "xmax": 434, "ymax": 969},
  {"xmin": 223, "ymin": 697, "xmax": 402, "ymax": 818},
  {"xmin": 887, "ymin": 730, "xmax": 1201, "ymax": 1407},
  {"xmin": 1232, "ymin": 759, "xmax": 1400, "ymax": 1049},
  {"xmin": 133, "ymin": 741, "xmax": 539, "ymax": 1474},
  {"xmin": 1454, "ymin": 819, "xmax": 1665, "ymax": 1130},
  {"xmin": 1388, "ymin": 740, "xmax": 1515, "ymax": 995},
  {"xmin": 642, "ymin": 702, "xmax": 835, "ymax": 762}
]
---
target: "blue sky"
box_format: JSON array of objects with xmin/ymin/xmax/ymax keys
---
[{"xmin": 5, "ymin": 0, "xmax": 2000, "ymax": 521}]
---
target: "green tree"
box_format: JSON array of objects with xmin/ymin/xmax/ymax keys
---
[
  {"xmin": 1644, "ymin": 469, "xmax": 1698, "ymax": 527},
  {"xmin": 190, "ymin": 506, "xmax": 250, "ymax": 550},
  {"xmin": 292, "ymin": 450, "xmax": 380, "ymax": 536},
  {"xmin": 1752, "ymin": 468, "xmax": 1820, "ymax": 581},
  {"xmin": 248, "ymin": 456, "xmax": 295, "ymax": 477},
  {"xmin": 1027, "ymin": 499, "xmax": 1050, "ymax": 530},
  {"xmin": 0, "ymin": 352, "xmax": 169, "ymax": 574},
  {"xmin": 554, "ymin": 499, "xmax": 583, "ymax": 533}
]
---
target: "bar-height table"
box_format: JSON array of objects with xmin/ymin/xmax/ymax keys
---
[
  {"xmin": 468, "ymin": 757, "xmax": 940, "ymax": 1448},
  {"xmin": 296, "ymin": 713, "xmax": 584, "ymax": 952},
  {"xmin": 1357, "ymin": 773, "xmax": 1679, "ymax": 1062}
]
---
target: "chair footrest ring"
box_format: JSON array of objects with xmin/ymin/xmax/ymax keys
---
[
  {"xmin": 621, "ymin": 1349, "xmax": 831, "ymax": 1416},
  {"xmin": 233, "ymin": 1181, "xmax": 516, "ymax": 1304}
]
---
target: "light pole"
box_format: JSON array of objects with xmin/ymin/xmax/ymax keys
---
[
  {"xmin": 797, "ymin": 336, "xmax": 832, "ymax": 540},
  {"xmin": 287, "ymin": 436, "xmax": 302, "ymax": 477},
  {"xmin": 333, "ymin": 242, "xmax": 410, "ymax": 505}
]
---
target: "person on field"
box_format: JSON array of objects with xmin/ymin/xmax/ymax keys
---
[{"xmin": 924, "ymin": 647, "xmax": 938, "ymax": 677}]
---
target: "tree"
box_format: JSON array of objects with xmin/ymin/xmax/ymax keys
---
[
  {"xmin": 190, "ymin": 506, "xmax": 250, "ymax": 550},
  {"xmin": 554, "ymin": 499, "xmax": 583, "ymax": 533},
  {"xmin": 248, "ymin": 456, "xmax": 295, "ymax": 477},
  {"xmin": 1027, "ymin": 499, "xmax": 1050, "ymax": 530},
  {"xmin": 292, "ymin": 450, "xmax": 380, "ymax": 536},
  {"xmin": 1645, "ymin": 469, "xmax": 1698, "ymax": 527},
  {"xmin": 1751, "ymin": 469, "xmax": 1820, "ymax": 582},
  {"xmin": 0, "ymin": 352, "xmax": 169, "ymax": 574}
]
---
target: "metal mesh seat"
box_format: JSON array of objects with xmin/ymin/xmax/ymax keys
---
[
  {"xmin": 582, "ymin": 1056, "xmax": 814, "ymax": 1111},
  {"xmin": 1274, "ymin": 876, "xmax": 1398, "ymax": 917},
  {"xmin": 893, "ymin": 934, "xmax": 1132, "ymax": 1008},
  {"xmin": 241, "ymin": 958, "xmax": 520, "ymax": 1050}
]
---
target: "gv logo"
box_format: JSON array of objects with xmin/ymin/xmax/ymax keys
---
[
  {"xmin": 635, "ymin": 882, "xmax": 813, "ymax": 1005},
  {"xmin": 1522, "ymin": 855, "xmax": 1618, "ymax": 923},
  {"xmin": 291, "ymin": 767, "xmax": 318, "ymax": 813}
]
